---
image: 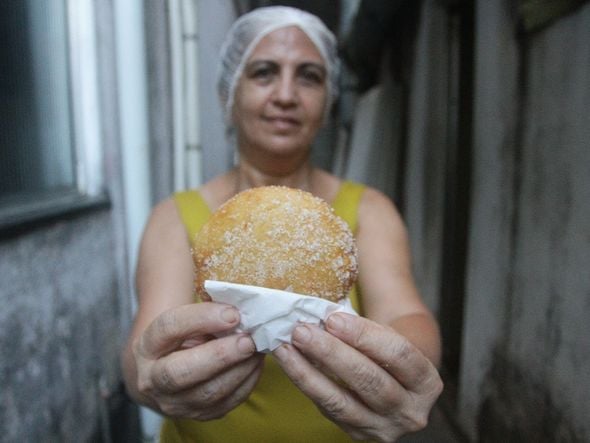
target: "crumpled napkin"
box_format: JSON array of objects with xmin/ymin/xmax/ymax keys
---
[{"xmin": 204, "ymin": 280, "xmax": 358, "ymax": 353}]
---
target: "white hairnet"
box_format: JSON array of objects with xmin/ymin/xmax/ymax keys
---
[{"xmin": 217, "ymin": 6, "xmax": 340, "ymax": 126}]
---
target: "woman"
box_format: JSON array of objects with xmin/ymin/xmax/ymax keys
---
[{"xmin": 122, "ymin": 6, "xmax": 442, "ymax": 442}]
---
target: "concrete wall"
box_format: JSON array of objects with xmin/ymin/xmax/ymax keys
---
[
  {"xmin": 345, "ymin": 0, "xmax": 590, "ymax": 440},
  {"xmin": 344, "ymin": 1, "xmax": 450, "ymax": 313},
  {"xmin": 198, "ymin": 1, "xmax": 238, "ymax": 182},
  {"xmin": 0, "ymin": 1, "xmax": 138, "ymax": 441},
  {"xmin": 459, "ymin": 1, "xmax": 590, "ymax": 440},
  {"xmin": 400, "ymin": 1, "xmax": 450, "ymax": 313},
  {"xmin": 0, "ymin": 213, "xmax": 129, "ymax": 441},
  {"xmin": 145, "ymin": 0, "xmax": 237, "ymax": 190}
]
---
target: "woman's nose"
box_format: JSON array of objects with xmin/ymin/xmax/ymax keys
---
[{"xmin": 273, "ymin": 74, "xmax": 298, "ymax": 106}]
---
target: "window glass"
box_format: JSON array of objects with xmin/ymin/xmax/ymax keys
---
[{"xmin": 0, "ymin": 0, "xmax": 75, "ymax": 207}]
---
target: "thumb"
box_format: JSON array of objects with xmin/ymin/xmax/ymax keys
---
[{"xmin": 139, "ymin": 302, "xmax": 240, "ymax": 358}]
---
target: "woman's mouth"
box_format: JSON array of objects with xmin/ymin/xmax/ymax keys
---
[{"xmin": 263, "ymin": 116, "xmax": 301, "ymax": 131}]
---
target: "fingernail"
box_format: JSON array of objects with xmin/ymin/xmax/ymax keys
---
[
  {"xmin": 293, "ymin": 325, "xmax": 312, "ymax": 344},
  {"xmin": 327, "ymin": 314, "xmax": 345, "ymax": 331},
  {"xmin": 220, "ymin": 307, "xmax": 238, "ymax": 324},
  {"xmin": 237, "ymin": 335, "xmax": 255, "ymax": 354}
]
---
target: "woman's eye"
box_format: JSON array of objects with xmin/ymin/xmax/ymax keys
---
[
  {"xmin": 299, "ymin": 68, "xmax": 325, "ymax": 85},
  {"xmin": 248, "ymin": 64, "xmax": 277, "ymax": 82},
  {"xmin": 253, "ymin": 68, "xmax": 272, "ymax": 79}
]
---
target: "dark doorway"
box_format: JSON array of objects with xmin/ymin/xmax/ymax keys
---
[{"xmin": 438, "ymin": 0, "xmax": 475, "ymax": 400}]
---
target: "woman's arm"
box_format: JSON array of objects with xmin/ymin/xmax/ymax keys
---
[
  {"xmin": 121, "ymin": 198, "xmax": 263, "ymax": 418},
  {"xmin": 273, "ymin": 186, "xmax": 443, "ymax": 442},
  {"xmin": 356, "ymin": 187, "xmax": 441, "ymax": 366},
  {"xmin": 121, "ymin": 198, "xmax": 196, "ymax": 406}
]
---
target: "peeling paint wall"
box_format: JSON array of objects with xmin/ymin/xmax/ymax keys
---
[
  {"xmin": 460, "ymin": 1, "xmax": 590, "ymax": 440},
  {"xmin": 343, "ymin": 0, "xmax": 590, "ymax": 440},
  {"xmin": 0, "ymin": 1, "xmax": 138, "ymax": 441},
  {"xmin": 0, "ymin": 213, "xmax": 130, "ymax": 441}
]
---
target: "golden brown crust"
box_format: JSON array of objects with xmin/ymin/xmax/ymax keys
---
[{"xmin": 193, "ymin": 186, "xmax": 358, "ymax": 302}]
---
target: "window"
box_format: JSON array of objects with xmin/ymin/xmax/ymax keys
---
[{"xmin": 0, "ymin": 0, "xmax": 105, "ymax": 231}]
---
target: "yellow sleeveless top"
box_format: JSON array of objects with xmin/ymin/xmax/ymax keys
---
[{"xmin": 163, "ymin": 181, "xmax": 365, "ymax": 443}]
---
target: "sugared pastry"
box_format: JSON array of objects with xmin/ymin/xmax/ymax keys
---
[{"xmin": 193, "ymin": 186, "xmax": 358, "ymax": 302}]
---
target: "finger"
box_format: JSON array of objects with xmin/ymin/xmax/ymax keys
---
[
  {"xmin": 140, "ymin": 302, "xmax": 240, "ymax": 358},
  {"xmin": 189, "ymin": 354, "xmax": 263, "ymax": 406},
  {"xmin": 326, "ymin": 313, "xmax": 439, "ymax": 393},
  {"xmin": 158, "ymin": 354, "xmax": 264, "ymax": 419},
  {"xmin": 291, "ymin": 324, "xmax": 407, "ymax": 412},
  {"xmin": 273, "ymin": 344, "xmax": 376, "ymax": 429},
  {"xmin": 151, "ymin": 334, "xmax": 256, "ymax": 393},
  {"xmin": 191, "ymin": 355, "xmax": 265, "ymax": 420}
]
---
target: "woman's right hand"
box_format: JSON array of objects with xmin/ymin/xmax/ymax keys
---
[{"xmin": 132, "ymin": 301, "xmax": 264, "ymax": 420}]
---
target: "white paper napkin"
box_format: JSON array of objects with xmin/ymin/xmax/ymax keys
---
[{"xmin": 204, "ymin": 280, "xmax": 358, "ymax": 353}]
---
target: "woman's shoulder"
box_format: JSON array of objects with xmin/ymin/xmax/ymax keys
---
[
  {"xmin": 356, "ymin": 185, "xmax": 406, "ymax": 236},
  {"xmin": 145, "ymin": 197, "xmax": 185, "ymax": 236},
  {"xmin": 147, "ymin": 186, "xmax": 208, "ymax": 233},
  {"xmin": 359, "ymin": 185, "xmax": 396, "ymax": 208}
]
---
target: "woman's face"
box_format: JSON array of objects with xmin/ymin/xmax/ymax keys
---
[{"xmin": 232, "ymin": 26, "xmax": 328, "ymax": 162}]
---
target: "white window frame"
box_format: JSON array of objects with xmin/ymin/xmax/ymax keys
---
[
  {"xmin": 0, "ymin": 0, "xmax": 106, "ymax": 232},
  {"xmin": 68, "ymin": 0, "xmax": 104, "ymax": 198}
]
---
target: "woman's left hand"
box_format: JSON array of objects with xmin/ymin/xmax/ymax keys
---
[{"xmin": 272, "ymin": 313, "xmax": 443, "ymax": 443}]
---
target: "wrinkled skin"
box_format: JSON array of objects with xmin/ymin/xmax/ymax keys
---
[{"xmin": 274, "ymin": 313, "xmax": 443, "ymax": 442}]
